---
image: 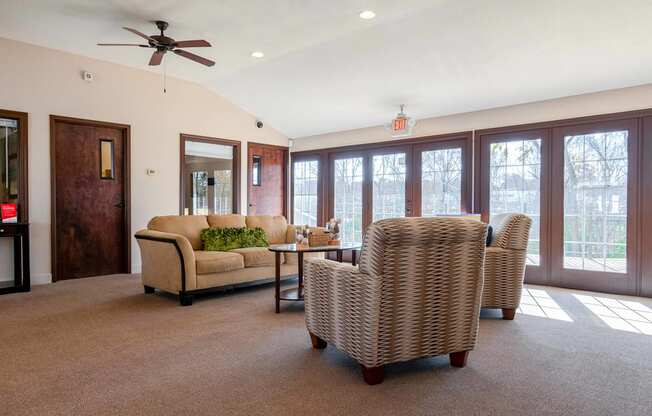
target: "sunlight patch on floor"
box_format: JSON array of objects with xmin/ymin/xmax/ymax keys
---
[
  {"xmin": 573, "ymin": 294, "xmax": 652, "ymax": 335},
  {"xmin": 518, "ymin": 288, "xmax": 573, "ymax": 322}
]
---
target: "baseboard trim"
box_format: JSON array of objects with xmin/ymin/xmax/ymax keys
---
[{"xmin": 32, "ymin": 273, "xmax": 52, "ymax": 285}]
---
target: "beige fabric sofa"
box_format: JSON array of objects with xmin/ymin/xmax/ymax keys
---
[
  {"xmin": 135, "ymin": 214, "xmax": 308, "ymax": 306},
  {"xmin": 303, "ymin": 217, "xmax": 488, "ymax": 385}
]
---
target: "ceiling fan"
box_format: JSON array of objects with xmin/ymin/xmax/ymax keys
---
[{"xmin": 98, "ymin": 20, "xmax": 215, "ymax": 67}]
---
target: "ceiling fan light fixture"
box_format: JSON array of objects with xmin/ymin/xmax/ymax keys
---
[{"xmin": 359, "ymin": 10, "xmax": 376, "ymax": 20}]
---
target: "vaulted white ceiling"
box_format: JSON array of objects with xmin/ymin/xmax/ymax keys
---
[{"xmin": 2, "ymin": 0, "xmax": 652, "ymax": 138}]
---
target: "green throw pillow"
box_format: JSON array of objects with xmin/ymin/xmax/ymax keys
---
[{"xmin": 200, "ymin": 227, "xmax": 269, "ymax": 251}]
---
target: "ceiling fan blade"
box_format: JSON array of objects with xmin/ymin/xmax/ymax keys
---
[
  {"xmin": 97, "ymin": 43, "xmax": 149, "ymax": 47},
  {"xmin": 123, "ymin": 27, "xmax": 158, "ymax": 44},
  {"xmin": 174, "ymin": 49, "xmax": 215, "ymax": 67},
  {"xmin": 149, "ymin": 50, "xmax": 165, "ymax": 66},
  {"xmin": 172, "ymin": 40, "xmax": 211, "ymax": 48}
]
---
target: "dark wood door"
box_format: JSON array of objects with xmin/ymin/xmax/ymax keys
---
[
  {"xmin": 51, "ymin": 117, "xmax": 130, "ymax": 281},
  {"xmin": 247, "ymin": 143, "xmax": 288, "ymax": 216}
]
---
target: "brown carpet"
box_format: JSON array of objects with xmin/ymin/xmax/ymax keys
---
[{"xmin": 1, "ymin": 275, "xmax": 651, "ymax": 416}]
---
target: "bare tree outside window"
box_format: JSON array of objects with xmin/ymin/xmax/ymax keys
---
[
  {"xmin": 373, "ymin": 153, "xmax": 406, "ymax": 222},
  {"xmin": 421, "ymin": 148, "xmax": 462, "ymax": 216}
]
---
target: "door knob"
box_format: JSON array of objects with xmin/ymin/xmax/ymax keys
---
[{"xmin": 114, "ymin": 201, "xmax": 126, "ymax": 208}]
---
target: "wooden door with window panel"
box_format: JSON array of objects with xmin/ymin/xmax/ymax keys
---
[
  {"xmin": 412, "ymin": 138, "xmax": 472, "ymax": 217},
  {"xmin": 50, "ymin": 116, "xmax": 130, "ymax": 281},
  {"xmin": 550, "ymin": 119, "xmax": 639, "ymax": 295},
  {"xmin": 247, "ymin": 142, "xmax": 288, "ymax": 216},
  {"xmin": 477, "ymin": 129, "xmax": 551, "ymax": 285}
]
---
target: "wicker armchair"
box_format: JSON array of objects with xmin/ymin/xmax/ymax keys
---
[
  {"xmin": 482, "ymin": 213, "xmax": 533, "ymax": 320},
  {"xmin": 303, "ymin": 217, "xmax": 488, "ymax": 385}
]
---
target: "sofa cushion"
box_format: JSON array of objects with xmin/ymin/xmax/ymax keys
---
[
  {"xmin": 230, "ymin": 247, "xmax": 281, "ymax": 267},
  {"xmin": 246, "ymin": 215, "xmax": 288, "ymax": 244},
  {"xmin": 194, "ymin": 251, "xmax": 245, "ymax": 275},
  {"xmin": 148, "ymin": 215, "xmax": 209, "ymax": 250},
  {"xmin": 207, "ymin": 214, "xmax": 246, "ymax": 229}
]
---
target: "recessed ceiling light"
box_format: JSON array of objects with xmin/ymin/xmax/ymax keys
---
[
  {"xmin": 359, "ymin": 10, "xmax": 376, "ymax": 20},
  {"xmin": 251, "ymin": 51, "xmax": 264, "ymax": 58}
]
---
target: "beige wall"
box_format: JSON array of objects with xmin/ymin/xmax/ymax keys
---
[
  {"xmin": 292, "ymin": 83, "xmax": 652, "ymax": 151},
  {"xmin": 0, "ymin": 37, "xmax": 288, "ymax": 283}
]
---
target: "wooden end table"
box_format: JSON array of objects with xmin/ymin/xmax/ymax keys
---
[{"xmin": 268, "ymin": 243, "xmax": 361, "ymax": 313}]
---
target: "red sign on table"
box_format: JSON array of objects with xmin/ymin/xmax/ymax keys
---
[{"xmin": 1, "ymin": 203, "xmax": 18, "ymax": 223}]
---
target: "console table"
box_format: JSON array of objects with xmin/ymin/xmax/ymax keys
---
[{"xmin": 0, "ymin": 223, "xmax": 30, "ymax": 294}]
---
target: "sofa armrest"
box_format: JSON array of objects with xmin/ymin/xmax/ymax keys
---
[
  {"xmin": 135, "ymin": 229, "xmax": 197, "ymax": 293},
  {"xmin": 303, "ymin": 258, "xmax": 381, "ymax": 367}
]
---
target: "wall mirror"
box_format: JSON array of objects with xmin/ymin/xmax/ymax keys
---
[{"xmin": 0, "ymin": 109, "xmax": 28, "ymax": 222}]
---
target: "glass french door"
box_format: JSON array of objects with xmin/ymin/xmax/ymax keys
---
[
  {"xmin": 292, "ymin": 159, "xmax": 319, "ymax": 226},
  {"xmin": 332, "ymin": 155, "xmax": 365, "ymax": 244},
  {"xmin": 328, "ymin": 136, "xmax": 472, "ymax": 244},
  {"xmin": 479, "ymin": 130, "xmax": 549, "ymax": 283},
  {"xmin": 372, "ymin": 150, "xmax": 409, "ymax": 220},
  {"xmin": 550, "ymin": 119, "xmax": 639, "ymax": 294},
  {"xmin": 413, "ymin": 140, "xmax": 470, "ymax": 216}
]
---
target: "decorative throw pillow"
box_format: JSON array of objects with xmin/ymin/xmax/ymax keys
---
[{"xmin": 201, "ymin": 227, "xmax": 269, "ymax": 251}]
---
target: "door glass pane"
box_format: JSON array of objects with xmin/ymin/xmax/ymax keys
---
[
  {"xmin": 213, "ymin": 169, "xmax": 232, "ymax": 215},
  {"xmin": 563, "ymin": 131, "xmax": 627, "ymax": 273},
  {"xmin": 489, "ymin": 139, "xmax": 542, "ymax": 265},
  {"xmin": 293, "ymin": 160, "xmax": 319, "ymax": 226},
  {"xmin": 100, "ymin": 140, "xmax": 115, "ymax": 179},
  {"xmin": 373, "ymin": 153, "xmax": 406, "ymax": 221},
  {"xmin": 334, "ymin": 157, "xmax": 363, "ymax": 243},
  {"xmin": 192, "ymin": 171, "xmax": 209, "ymax": 215},
  {"xmin": 183, "ymin": 140, "xmax": 234, "ymax": 215},
  {"xmin": 421, "ymin": 148, "xmax": 462, "ymax": 216}
]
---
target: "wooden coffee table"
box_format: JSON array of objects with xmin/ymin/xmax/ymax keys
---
[{"xmin": 268, "ymin": 243, "xmax": 362, "ymax": 313}]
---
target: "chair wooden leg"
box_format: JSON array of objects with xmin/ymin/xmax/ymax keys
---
[
  {"xmin": 361, "ymin": 365, "xmax": 385, "ymax": 385},
  {"xmin": 144, "ymin": 285, "xmax": 155, "ymax": 294},
  {"xmin": 309, "ymin": 332, "xmax": 327, "ymax": 349},
  {"xmin": 502, "ymin": 308, "xmax": 516, "ymax": 320},
  {"xmin": 449, "ymin": 351, "xmax": 469, "ymax": 368}
]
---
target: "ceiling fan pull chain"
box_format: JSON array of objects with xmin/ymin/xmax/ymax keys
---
[{"xmin": 163, "ymin": 59, "xmax": 167, "ymax": 94}]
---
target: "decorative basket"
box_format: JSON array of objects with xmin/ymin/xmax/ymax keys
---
[{"xmin": 309, "ymin": 233, "xmax": 331, "ymax": 247}]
